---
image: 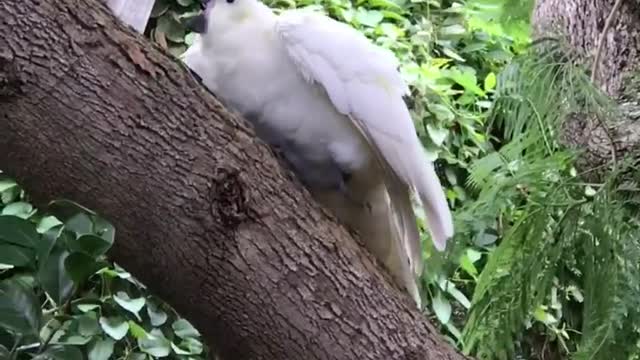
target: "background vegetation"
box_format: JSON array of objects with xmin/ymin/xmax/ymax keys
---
[{"xmin": 1, "ymin": 0, "xmax": 639, "ymax": 359}]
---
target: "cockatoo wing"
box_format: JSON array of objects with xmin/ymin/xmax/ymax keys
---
[{"xmin": 274, "ymin": 10, "xmax": 454, "ymax": 267}]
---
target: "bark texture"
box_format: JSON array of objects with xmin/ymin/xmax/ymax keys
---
[
  {"xmin": 533, "ymin": 0, "xmax": 640, "ymax": 177},
  {"xmin": 0, "ymin": 1, "xmax": 467, "ymax": 359}
]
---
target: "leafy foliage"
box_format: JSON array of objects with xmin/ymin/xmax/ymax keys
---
[{"xmin": 0, "ymin": 177, "xmax": 207, "ymax": 360}]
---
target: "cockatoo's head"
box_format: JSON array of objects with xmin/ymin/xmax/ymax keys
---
[{"xmin": 186, "ymin": 0, "xmax": 268, "ymax": 40}]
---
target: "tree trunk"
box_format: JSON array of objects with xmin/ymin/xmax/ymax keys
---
[
  {"xmin": 532, "ymin": 0, "xmax": 640, "ymax": 177},
  {"xmin": 0, "ymin": 1, "xmax": 467, "ymax": 359}
]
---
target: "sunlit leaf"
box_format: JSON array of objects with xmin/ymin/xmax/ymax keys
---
[
  {"xmin": 99, "ymin": 317, "xmax": 129, "ymax": 341},
  {"xmin": 172, "ymin": 319, "xmax": 201, "ymax": 339}
]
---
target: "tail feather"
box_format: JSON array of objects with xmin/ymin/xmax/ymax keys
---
[{"xmin": 415, "ymin": 162, "xmax": 453, "ymax": 251}]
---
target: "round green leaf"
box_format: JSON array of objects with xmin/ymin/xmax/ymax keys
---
[
  {"xmin": 113, "ymin": 292, "xmax": 145, "ymax": 320},
  {"xmin": 99, "ymin": 316, "xmax": 129, "ymax": 341},
  {"xmin": 64, "ymin": 213, "xmax": 93, "ymax": 236},
  {"xmin": 88, "ymin": 338, "xmax": 115, "ymax": 360},
  {"xmin": 36, "ymin": 216, "xmax": 63, "ymax": 234},
  {"xmin": 355, "ymin": 9, "xmax": 383, "ymax": 27},
  {"xmin": 156, "ymin": 14, "xmax": 186, "ymax": 43},
  {"xmin": 0, "ymin": 179, "xmax": 17, "ymax": 193},
  {"xmin": 484, "ymin": 72, "xmax": 497, "ymax": 91},
  {"xmin": 138, "ymin": 330, "xmax": 171, "ymax": 357},
  {"xmin": 128, "ymin": 321, "xmax": 147, "ymax": 339},
  {"xmin": 172, "ymin": 319, "xmax": 200, "ymax": 339},
  {"xmin": 426, "ymin": 124, "xmax": 449, "ymax": 146},
  {"xmin": 2, "ymin": 202, "xmax": 34, "ymax": 219},
  {"xmin": 171, "ymin": 337, "xmax": 203, "ymax": 355},
  {"xmin": 146, "ymin": 300, "xmax": 168, "ymax": 327},
  {"xmin": 77, "ymin": 313, "xmax": 101, "ymax": 337}
]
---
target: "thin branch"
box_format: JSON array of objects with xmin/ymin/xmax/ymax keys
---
[
  {"xmin": 590, "ymin": 0, "xmax": 624, "ymax": 167},
  {"xmin": 591, "ymin": 0, "xmax": 624, "ymax": 84}
]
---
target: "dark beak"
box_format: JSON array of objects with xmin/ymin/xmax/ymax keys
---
[
  {"xmin": 185, "ymin": 0, "xmax": 212, "ymax": 34},
  {"xmin": 185, "ymin": 14, "xmax": 208, "ymax": 34}
]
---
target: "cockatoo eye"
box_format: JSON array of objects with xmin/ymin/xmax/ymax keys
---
[{"xmin": 226, "ymin": 0, "xmax": 235, "ymax": 3}]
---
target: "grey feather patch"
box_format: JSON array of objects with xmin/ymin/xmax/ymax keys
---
[
  {"xmin": 185, "ymin": 14, "xmax": 208, "ymax": 34},
  {"xmin": 243, "ymin": 112, "xmax": 365, "ymax": 207}
]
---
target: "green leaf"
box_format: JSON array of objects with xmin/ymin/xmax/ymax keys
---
[
  {"xmin": 533, "ymin": 305, "xmax": 557, "ymax": 325},
  {"xmin": 147, "ymin": 300, "xmax": 168, "ymax": 327},
  {"xmin": 484, "ymin": 72, "xmax": 497, "ymax": 91},
  {"xmin": 37, "ymin": 216, "xmax": 63, "ymax": 234},
  {"xmin": 93, "ymin": 217, "xmax": 115, "ymax": 248},
  {"xmin": 33, "ymin": 345, "xmax": 83, "ymax": 360},
  {"xmin": 78, "ymin": 313, "xmax": 101, "ymax": 336},
  {"xmin": 171, "ymin": 337, "xmax": 204, "ymax": 355},
  {"xmin": 0, "ymin": 244, "xmax": 35, "ymax": 268},
  {"xmin": 88, "ymin": 338, "xmax": 115, "ymax": 360},
  {"xmin": 126, "ymin": 352, "xmax": 148, "ymax": 360},
  {"xmin": 441, "ymin": 47, "xmax": 465, "ymax": 62},
  {"xmin": 1, "ymin": 185, "xmax": 19, "ymax": 204},
  {"xmin": 64, "ymin": 213, "xmax": 93, "ymax": 236},
  {"xmin": 172, "ymin": 319, "xmax": 201, "ymax": 339},
  {"xmin": 99, "ymin": 316, "xmax": 129, "ymax": 341},
  {"xmin": 0, "ymin": 215, "xmax": 39, "ymax": 248},
  {"xmin": 0, "ymin": 179, "xmax": 17, "ymax": 193},
  {"xmin": 38, "ymin": 247, "xmax": 75, "ymax": 305},
  {"xmin": 2, "ymin": 202, "xmax": 34, "ymax": 219},
  {"xmin": 37, "ymin": 226, "xmax": 63, "ymax": 268},
  {"xmin": 446, "ymin": 284, "xmax": 471, "ymax": 309},
  {"xmin": 0, "ymin": 278, "xmax": 42, "ymax": 336},
  {"xmin": 0, "ymin": 344, "xmax": 10, "ymax": 359},
  {"xmin": 355, "ymin": 9, "xmax": 384, "ymax": 27},
  {"xmin": 460, "ymin": 252, "xmax": 478, "ymax": 277},
  {"xmin": 431, "ymin": 291, "xmax": 452, "ymax": 324},
  {"xmin": 439, "ymin": 24, "xmax": 466, "ymax": 36},
  {"xmin": 113, "ymin": 292, "xmax": 146, "ymax": 320},
  {"xmin": 426, "ymin": 124, "xmax": 449, "ymax": 146},
  {"xmin": 443, "ymin": 68, "xmax": 485, "ymax": 96},
  {"xmin": 429, "ymin": 103, "xmax": 455, "ymax": 122},
  {"xmin": 156, "ymin": 13, "xmax": 186, "ymax": 43},
  {"xmin": 76, "ymin": 303, "xmax": 101, "ymax": 313},
  {"xmin": 64, "ymin": 252, "xmax": 106, "ymax": 285},
  {"xmin": 585, "ymin": 185, "xmax": 597, "ymax": 197},
  {"xmin": 128, "ymin": 321, "xmax": 147, "ymax": 339},
  {"xmin": 466, "ymin": 248, "xmax": 482, "ymax": 263},
  {"xmin": 139, "ymin": 329, "xmax": 171, "ymax": 357},
  {"xmin": 67, "ymin": 234, "xmax": 112, "ymax": 257}
]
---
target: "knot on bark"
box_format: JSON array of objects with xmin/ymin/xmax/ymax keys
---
[
  {"xmin": 0, "ymin": 50, "xmax": 24, "ymax": 100},
  {"xmin": 209, "ymin": 167, "xmax": 252, "ymax": 229}
]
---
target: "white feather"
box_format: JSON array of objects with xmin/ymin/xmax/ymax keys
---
[
  {"xmin": 275, "ymin": 10, "xmax": 454, "ymax": 256},
  {"xmin": 180, "ymin": 1, "xmax": 454, "ymax": 307}
]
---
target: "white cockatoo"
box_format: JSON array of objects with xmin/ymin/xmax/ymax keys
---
[{"xmin": 181, "ymin": 0, "xmax": 454, "ymax": 307}]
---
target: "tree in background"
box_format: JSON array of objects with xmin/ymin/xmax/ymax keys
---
[{"xmin": 1, "ymin": 0, "xmax": 639, "ymax": 359}]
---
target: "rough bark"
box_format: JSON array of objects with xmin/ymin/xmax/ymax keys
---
[
  {"xmin": 533, "ymin": 0, "xmax": 640, "ymax": 177},
  {"xmin": 0, "ymin": 1, "xmax": 468, "ymax": 359}
]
